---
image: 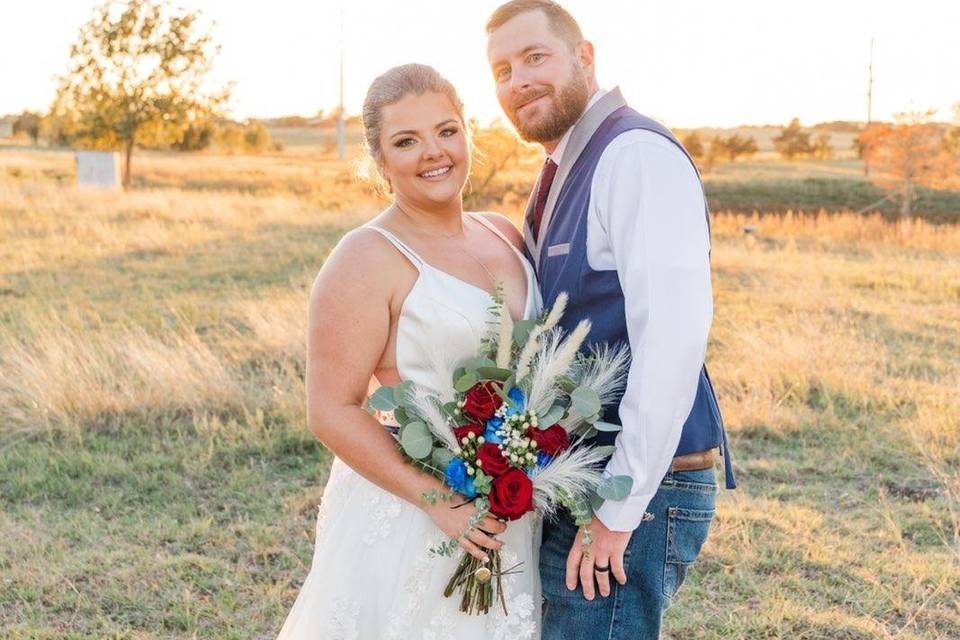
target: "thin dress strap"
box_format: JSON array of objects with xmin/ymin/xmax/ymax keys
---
[
  {"xmin": 467, "ymin": 213, "xmax": 536, "ymax": 319},
  {"xmin": 364, "ymin": 225, "xmax": 424, "ymax": 269},
  {"xmin": 467, "ymin": 213, "xmax": 521, "ymax": 256}
]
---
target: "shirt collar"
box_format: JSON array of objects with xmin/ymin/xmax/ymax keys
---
[{"xmin": 546, "ymin": 88, "xmax": 608, "ymax": 166}]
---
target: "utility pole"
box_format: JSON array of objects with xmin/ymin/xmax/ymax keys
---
[
  {"xmin": 337, "ymin": 7, "xmax": 345, "ymax": 161},
  {"xmin": 864, "ymin": 36, "xmax": 874, "ymax": 176},
  {"xmin": 867, "ymin": 36, "xmax": 874, "ymax": 125}
]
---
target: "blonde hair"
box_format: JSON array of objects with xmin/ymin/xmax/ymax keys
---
[{"xmin": 359, "ymin": 64, "xmax": 470, "ymax": 195}]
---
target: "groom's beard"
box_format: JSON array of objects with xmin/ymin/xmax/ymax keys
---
[{"xmin": 508, "ymin": 67, "xmax": 589, "ymax": 144}]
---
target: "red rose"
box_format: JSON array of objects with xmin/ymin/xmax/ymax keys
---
[
  {"xmin": 476, "ymin": 443, "xmax": 510, "ymax": 477},
  {"xmin": 527, "ymin": 425, "xmax": 570, "ymax": 455},
  {"xmin": 488, "ymin": 468, "xmax": 534, "ymax": 521},
  {"xmin": 452, "ymin": 422, "xmax": 485, "ymax": 443},
  {"xmin": 463, "ymin": 381, "xmax": 503, "ymax": 422}
]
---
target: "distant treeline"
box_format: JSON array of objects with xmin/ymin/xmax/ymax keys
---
[
  {"xmin": 258, "ymin": 112, "xmax": 362, "ymax": 129},
  {"xmin": 4, "ymin": 111, "xmax": 278, "ymax": 154}
]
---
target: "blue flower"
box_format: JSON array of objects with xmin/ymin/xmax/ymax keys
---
[
  {"xmin": 484, "ymin": 417, "xmax": 503, "ymax": 444},
  {"xmin": 444, "ymin": 458, "xmax": 477, "ymax": 498},
  {"xmin": 506, "ymin": 387, "xmax": 526, "ymax": 416},
  {"xmin": 536, "ymin": 451, "xmax": 554, "ymax": 467},
  {"xmin": 483, "ymin": 425, "xmax": 503, "ymax": 445}
]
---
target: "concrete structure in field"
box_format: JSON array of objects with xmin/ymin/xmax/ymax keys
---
[{"xmin": 75, "ymin": 151, "xmax": 121, "ymax": 188}]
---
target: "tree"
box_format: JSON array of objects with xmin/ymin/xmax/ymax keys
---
[
  {"xmin": 243, "ymin": 121, "xmax": 272, "ymax": 152},
  {"xmin": 811, "ymin": 132, "xmax": 834, "ymax": 160},
  {"xmin": 701, "ymin": 135, "xmax": 723, "ymax": 172},
  {"xmin": 773, "ymin": 117, "xmax": 812, "ymax": 160},
  {"xmin": 700, "ymin": 133, "xmax": 756, "ymax": 170},
  {"xmin": 681, "ymin": 131, "xmax": 705, "ymax": 162},
  {"xmin": 464, "ymin": 119, "xmax": 539, "ymax": 209},
  {"xmin": 49, "ymin": 0, "xmax": 230, "ymax": 187},
  {"xmin": 721, "ymin": 133, "xmax": 758, "ymax": 162},
  {"xmin": 12, "ymin": 111, "xmax": 42, "ymax": 144},
  {"xmin": 172, "ymin": 122, "xmax": 215, "ymax": 151},
  {"xmin": 214, "ymin": 121, "xmax": 245, "ymax": 153},
  {"xmin": 860, "ymin": 110, "xmax": 959, "ymax": 218}
]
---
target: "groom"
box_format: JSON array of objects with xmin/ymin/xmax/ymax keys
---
[{"xmin": 486, "ymin": 1, "xmax": 736, "ymax": 637}]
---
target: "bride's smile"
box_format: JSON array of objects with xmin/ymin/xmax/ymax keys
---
[{"xmin": 418, "ymin": 164, "xmax": 453, "ymax": 180}]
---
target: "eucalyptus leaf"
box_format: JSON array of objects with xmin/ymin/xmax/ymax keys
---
[
  {"xmin": 596, "ymin": 474, "xmax": 634, "ymax": 501},
  {"xmin": 512, "ymin": 319, "xmax": 536, "ymax": 346},
  {"xmin": 441, "ymin": 402, "xmax": 460, "ymax": 417},
  {"xmin": 452, "ymin": 367, "xmax": 466, "ymax": 385},
  {"xmin": 366, "ymin": 386, "xmax": 397, "ymax": 412},
  {"xmin": 393, "ymin": 407, "xmax": 410, "ymax": 425},
  {"xmin": 580, "ymin": 426, "xmax": 598, "ymax": 440},
  {"xmin": 538, "ymin": 404, "xmax": 565, "ymax": 427},
  {"xmin": 476, "ymin": 366, "xmax": 513, "ymax": 382},
  {"xmin": 400, "ymin": 420, "xmax": 433, "ymax": 460},
  {"xmin": 454, "ymin": 372, "xmax": 478, "ymax": 392},
  {"xmin": 393, "ymin": 380, "xmax": 415, "ymax": 406},
  {"xmin": 584, "ymin": 412, "xmax": 601, "ymax": 425},
  {"xmin": 558, "ymin": 487, "xmax": 593, "ymax": 526},
  {"xmin": 462, "ymin": 356, "xmax": 496, "ymax": 373},
  {"xmin": 557, "ymin": 375, "xmax": 578, "ymax": 394},
  {"xmin": 592, "ymin": 445, "xmax": 617, "ymax": 458},
  {"xmin": 594, "ymin": 420, "xmax": 622, "ymax": 432},
  {"xmin": 589, "ymin": 489, "xmax": 605, "ymax": 512},
  {"xmin": 571, "ymin": 386, "xmax": 601, "ymax": 417},
  {"xmin": 431, "ymin": 447, "xmax": 454, "ymax": 470}
]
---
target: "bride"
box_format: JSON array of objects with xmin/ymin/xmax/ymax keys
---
[{"xmin": 277, "ymin": 64, "xmax": 542, "ymax": 639}]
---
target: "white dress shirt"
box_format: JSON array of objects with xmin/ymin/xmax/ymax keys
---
[{"xmin": 547, "ymin": 91, "xmax": 713, "ymax": 532}]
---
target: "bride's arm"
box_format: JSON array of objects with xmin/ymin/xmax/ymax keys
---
[{"xmin": 305, "ymin": 229, "xmax": 505, "ymax": 559}]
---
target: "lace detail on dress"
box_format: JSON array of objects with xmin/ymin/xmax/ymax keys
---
[
  {"xmin": 421, "ymin": 602, "xmax": 457, "ymax": 640},
  {"xmin": 385, "ymin": 530, "xmax": 445, "ymax": 640},
  {"xmin": 313, "ymin": 459, "xmax": 354, "ymax": 545},
  {"xmin": 323, "ymin": 596, "xmax": 360, "ymax": 640},
  {"xmin": 361, "ymin": 491, "xmax": 403, "ymax": 546}
]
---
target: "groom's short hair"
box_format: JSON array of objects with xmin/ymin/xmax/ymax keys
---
[{"xmin": 485, "ymin": 0, "xmax": 584, "ymax": 52}]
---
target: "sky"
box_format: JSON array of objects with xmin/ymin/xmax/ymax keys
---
[{"xmin": 2, "ymin": 0, "xmax": 959, "ymax": 128}]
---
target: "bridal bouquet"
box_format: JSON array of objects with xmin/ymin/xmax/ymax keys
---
[{"xmin": 366, "ymin": 291, "xmax": 633, "ymax": 615}]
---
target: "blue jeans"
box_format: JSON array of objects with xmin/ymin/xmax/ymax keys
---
[{"xmin": 540, "ymin": 467, "xmax": 717, "ymax": 640}]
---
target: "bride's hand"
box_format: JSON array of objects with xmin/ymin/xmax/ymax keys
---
[{"xmin": 425, "ymin": 494, "xmax": 507, "ymax": 561}]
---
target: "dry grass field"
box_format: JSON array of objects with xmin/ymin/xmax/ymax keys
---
[{"xmin": 1, "ymin": 145, "xmax": 959, "ymax": 639}]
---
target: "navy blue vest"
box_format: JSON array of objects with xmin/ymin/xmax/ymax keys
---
[{"xmin": 527, "ymin": 106, "xmax": 736, "ymax": 489}]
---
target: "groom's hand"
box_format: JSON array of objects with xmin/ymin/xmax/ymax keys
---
[{"xmin": 565, "ymin": 515, "xmax": 631, "ymax": 600}]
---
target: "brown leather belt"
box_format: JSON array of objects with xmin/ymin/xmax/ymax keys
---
[{"xmin": 670, "ymin": 447, "xmax": 717, "ymax": 472}]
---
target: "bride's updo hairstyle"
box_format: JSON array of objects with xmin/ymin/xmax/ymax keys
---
[{"xmin": 360, "ymin": 63, "xmax": 471, "ymax": 194}]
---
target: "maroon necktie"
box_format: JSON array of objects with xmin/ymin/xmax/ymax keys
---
[{"xmin": 530, "ymin": 158, "xmax": 558, "ymax": 242}]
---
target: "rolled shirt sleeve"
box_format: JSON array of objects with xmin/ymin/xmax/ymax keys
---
[{"xmin": 586, "ymin": 131, "xmax": 713, "ymax": 532}]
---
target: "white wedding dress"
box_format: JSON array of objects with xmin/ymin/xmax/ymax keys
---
[{"xmin": 277, "ymin": 214, "xmax": 542, "ymax": 640}]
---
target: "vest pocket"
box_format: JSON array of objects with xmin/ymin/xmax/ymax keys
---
[
  {"xmin": 546, "ymin": 242, "xmax": 571, "ymax": 257},
  {"xmin": 662, "ymin": 507, "xmax": 714, "ymax": 601}
]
